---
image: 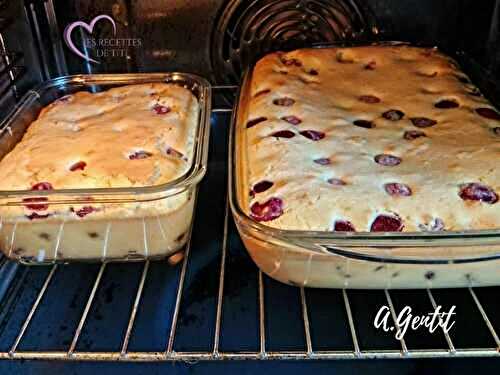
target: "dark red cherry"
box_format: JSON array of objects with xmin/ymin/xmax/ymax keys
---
[
  {"xmin": 246, "ymin": 117, "xmax": 267, "ymax": 128},
  {"xmin": 384, "ymin": 183, "xmax": 412, "ymax": 197},
  {"xmin": 32, "ymin": 182, "xmax": 53, "ymax": 191},
  {"xmin": 374, "ymin": 154, "xmax": 401, "ymax": 166},
  {"xmin": 327, "ymin": 178, "xmax": 346, "ymax": 186},
  {"xmin": 152, "ymin": 103, "xmax": 171, "ymax": 115},
  {"xmin": 476, "ymin": 108, "xmax": 500, "ymax": 120},
  {"xmin": 273, "ymin": 97, "xmax": 295, "ymax": 106},
  {"xmin": 250, "ymin": 198, "xmax": 284, "ymax": 222},
  {"xmin": 435, "ymin": 99, "xmax": 459, "ymax": 109},
  {"xmin": 459, "ymin": 183, "xmax": 498, "ymax": 204},
  {"xmin": 129, "ymin": 151, "xmax": 152, "ymax": 160},
  {"xmin": 72, "ymin": 206, "xmax": 97, "ymax": 218},
  {"xmin": 271, "ymin": 130, "xmax": 295, "ymax": 139},
  {"xmin": 403, "ymin": 130, "xmax": 426, "ymax": 140},
  {"xmin": 24, "ymin": 182, "xmax": 53, "ymax": 211},
  {"xmin": 358, "ymin": 95, "xmax": 381, "ymax": 104},
  {"xmin": 353, "ymin": 119, "xmax": 375, "ymax": 129},
  {"xmin": 299, "ymin": 130, "xmax": 325, "ymax": 141},
  {"xmin": 166, "ymin": 147, "xmax": 184, "ymax": 158},
  {"xmin": 313, "ymin": 158, "xmax": 331, "ymax": 165},
  {"xmin": 253, "ymin": 180, "xmax": 274, "ymax": 194},
  {"xmin": 26, "ymin": 212, "xmax": 51, "ymax": 220},
  {"xmin": 254, "ymin": 89, "xmax": 271, "ymax": 97},
  {"xmin": 23, "ymin": 198, "xmax": 48, "ymax": 211},
  {"xmin": 411, "ymin": 117, "xmax": 437, "ymax": 128},
  {"xmin": 371, "ymin": 214, "xmax": 404, "ymax": 232},
  {"xmin": 281, "ymin": 115, "xmax": 302, "ymax": 125},
  {"xmin": 333, "ymin": 220, "xmax": 356, "ymax": 232},
  {"xmin": 280, "ymin": 57, "xmax": 302, "ymax": 67},
  {"xmin": 382, "ymin": 109, "xmax": 405, "ymax": 121},
  {"xmin": 70, "ymin": 161, "xmax": 86, "ymax": 171}
]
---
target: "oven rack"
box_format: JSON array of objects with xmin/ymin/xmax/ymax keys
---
[{"xmin": 0, "ymin": 86, "xmax": 498, "ymax": 362}]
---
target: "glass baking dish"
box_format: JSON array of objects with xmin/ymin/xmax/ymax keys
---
[
  {"xmin": 0, "ymin": 73, "xmax": 211, "ymax": 264},
  {"xmin": 229, "ymin": 42, "xmax": 500, "ymax": 289}
]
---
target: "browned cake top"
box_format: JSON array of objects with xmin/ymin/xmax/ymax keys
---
[{"xmin": 240, "ymin": 46, "xmax": 500, "ymax": 232}]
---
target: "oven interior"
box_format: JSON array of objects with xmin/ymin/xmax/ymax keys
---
[{"xmin": 0, "ymin": 0, "xmax": 499, "ymax": 362}]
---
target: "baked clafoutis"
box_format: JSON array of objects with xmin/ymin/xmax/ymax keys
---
[
  {"xmin": 0, "ymin": 83, "xmax": 199, "ymax": 262},
  {"xmin": 240, "ymin": 46, "xmax": 499, "ymax": 233}
]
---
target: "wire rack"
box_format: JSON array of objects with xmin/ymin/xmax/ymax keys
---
[{"xmin": 0, "ymin": 86, "xmax": 499, "ymax": 362}]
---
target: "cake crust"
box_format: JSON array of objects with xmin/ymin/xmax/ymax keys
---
[
  {"xmin": 0, "ymin": 82, "xmax": 199, "ymax": 221},
  {"xmin": 240, "ymin": 46, "xmax": 500, "ymax": 232}
]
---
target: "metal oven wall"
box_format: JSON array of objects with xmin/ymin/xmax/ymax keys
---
[{"xmin": 11, "ymin": 0, "xmax": 498, "ymax": 85}]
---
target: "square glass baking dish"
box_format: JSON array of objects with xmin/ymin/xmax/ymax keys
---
[
  {"xmin": 0, "ymin": 73, "xmax": 211, "ymax": 264},
  {"xmin": 229, "ymin": 42, "xmax": 500, "ymax": 289}
]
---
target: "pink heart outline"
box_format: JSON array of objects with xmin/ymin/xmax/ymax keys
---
[{"xmin": 63, "ymin": 15, "xmax": 117, "ymax": 64}]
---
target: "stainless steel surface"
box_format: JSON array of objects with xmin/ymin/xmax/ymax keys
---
[
  {"xmin": 120, "ymin": 260, "xmax": 150, "ymax": 356},
  {"xmin": 8, "ymin": 264, "xmax": 57, "ymax": 356},
  {"xmin": 165, "ymin": 196, "xmax": 197, "ymax": 356},
  {"xmin": 28, "ymin": 3, "xmax": 50, "ymax": 80},
  {"xmin": 427, "ymin": 289, "xmax": 456, "ymax": 353},
  {"xmin": 68, "ymin": 263, "xmax": 107, "ymax": 356},
  {"xmin": 0, "ymin": 86, "xmax": 498, "ymax": 363},
  {"xmin": 43, "ymin": 0, "xmax": 68, "ymax": 77},
  {"xmin": 468, "ymin": 287, "xmax": 500, "ymax": 348},
  {"xmin": 211, "ymin": 0, "xmax": 375, "ymax": 85},
  {"xmin": 212, "ymin": 203, "xmax": 229, "ymax": 357},
  {"xmin": 299, "ymin": 287, "xmax": 313, "ymax": 357},
  {"xmin": 342, "ymin": 289, "xmax": 360, "ymax": 356}
]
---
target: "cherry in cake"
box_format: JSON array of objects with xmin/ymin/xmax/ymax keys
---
[
  {"xmin": 152, "ymin": 103, "xmax": 171, "ymax": 115},
  {"xmin": 314, "ymin": 158, "xmax": 331, "ymax": 165},
  {"xmin": 250, "ymin": 198, "xmax": 284, "ymax": 222},
  {"xmin": 374, "ymin": 154, "xmax": 402, "ymax": 166},
  {"xmin": 459, "ymin": 183, "xmax": 498, "ymax": 204},
  {"xmin": 69, "ymin": 161, "xmax": 87, "ymax": 171},
  {"xmin": 476, "ymin": 108, "xmax": 500, "ymax": 120},
  {"xmin": 435, "ymin": 99, "xmax": 459, "ymax": 108},
  {"xmin": 23, "ymin": 182, "xmax": 53, "ymax": 211},
  {"xmin": 382, "ymin": 109, "xmax": 405, "ymax": 121},
  {"xmin": 358, "ymin": 95, "xmax": 381, "ymax": 104},
  {"xmin": 252, "ymin": 180, "xmax": 274, "ymax": 194},
  {"xmin": 71, "ymin": 206, "xmax": 97, "ymax": 218},
  {"xmin": 271, "ymin": 130, "xmax": 295, "ymax": 138},
  {"xmin": 384, "ymin": 183, "xmax": 412, "ymax": 197},
  {"xmin": 353, "ymin": 119, "xmax": 375, "ymax": 128},
  {"xmin": 273, "ymin": 97, "xmax": 295, "ymax": 106},
  {"xmin": 333, "ymin": 220, "xmax": 356, "ymax": 232},
  {"xmin": 403, "ymin": 130, "xmax": 426, "ymax": 140},
  {"xmin": 166, "ymin": 147, "xmax": 184, "ymax": 158},
  {"xmin": 299, "ymin": 130, "xmax": 325, "ymax": 141},
  {"xmin": 246, "ymin": 117, "xmax": 267, "ymax": 128},
  {"xmin": 410, "ymin": 117, "xmax": 437, "ymax": 128},
  {"xmin": 371, "ymin": 214, "xmax": 404, "ymax": 232},
  {"xmin": 129, "ymin": 150, "xmax": 153, "ymax": 160},
  {"xmin": 281, "ymin": 115, "xmax": 302, "ymax": 125}
]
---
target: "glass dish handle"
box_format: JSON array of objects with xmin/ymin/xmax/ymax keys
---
[{"xmin": 316, "ymin": 245, "xmax": 500, "ymax": 265}]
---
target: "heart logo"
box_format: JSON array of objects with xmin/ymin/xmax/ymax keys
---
[{"xmin": 63, "ymin": 15, "xmax": 116, "ymax": 64}]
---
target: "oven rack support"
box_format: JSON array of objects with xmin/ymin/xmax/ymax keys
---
[{"xmin": 0, "ymin": 86, "xmax": 498, "ymax": 362}]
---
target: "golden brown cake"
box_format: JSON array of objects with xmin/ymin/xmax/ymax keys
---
[
  {"xmin": 240, "ymin": 46, "xmax": 500, "ymax": 233},
  {"xmin": 0, "ymin": 82, "xmax": 199, "ymax": 262}
]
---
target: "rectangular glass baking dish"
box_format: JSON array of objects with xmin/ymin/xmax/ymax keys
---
[
  {"xmin": 0, "ymin": 73, "xmax": 211, "ymax": 264},
  {"xmin": 229, "ymin": 42, "xmax": 500, "ymax": 289}
]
